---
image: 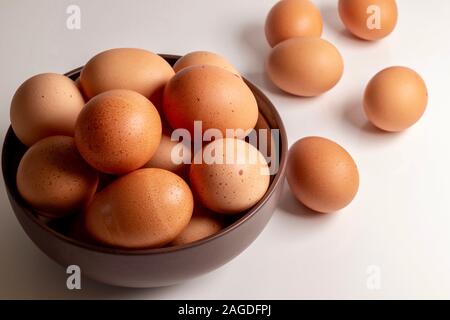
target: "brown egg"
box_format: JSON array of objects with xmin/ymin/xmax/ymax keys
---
[
  {"xmin": 266, "ymin": 37, "xmax": 344, "ymax": 97},
  {"xmin": 338, "ymin": 0, "xmax": 398, "ymax": 41},
  {"xmin": 80, "ymin": 48, "xmax": 174, "ymax": 107},
  {"xmin": 364, "ymin": 66, "xmax": 428, "ymax": 132},
  {"xmin": 265, "ymin": 0, "xmax": 323, "ymax": 47},
  {"xmin": 163, "ymin": 65, "xmax": 258, "ymax": 138},
  {"xmin": 74, "ymin": 89, "xmax": 162, "ymax": 174},
  {"xmin": 190, "ymin": 138, "xmax": 270, "ymax": 214},
  {"xmin": 10, "ymin": 73, "xmax": 85, "ymax": 146},
  {"xmin": 287, "ymin": 137, "xmax": 359, "ymax": 213},
  {"xmin": 143, "ymin": 129, "xmax": 189, "ymax": 174},
  {"xmin": 16, "ymin": 136, "xmax": 99, "ymax": 218},
  {"xmin": 171, "ymin": 205, "xmax": 223, "ymax": 246},
  {"xmin": 173, "ymin": 51, "xmax": 240, "ymax": 77},
  {"xmin": 84, "ymin": 168, "xmax": 193, "ymax": 249}
]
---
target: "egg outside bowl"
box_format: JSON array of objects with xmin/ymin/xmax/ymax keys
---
[{"xmin": 1, "ymin": 54, "xmax": 288, "ymax": 288}]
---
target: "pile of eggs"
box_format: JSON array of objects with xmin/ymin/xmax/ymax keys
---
[
  {"xmin": 264, "ymin": 0, "xmax": 428, "ymax": 213},
  {"xmin": 11, "ymin": 49, "xmax": 270, "ymax": 249}
]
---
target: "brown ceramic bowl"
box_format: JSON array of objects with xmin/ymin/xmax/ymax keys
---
[{"xmin": 2, "ymin": 54, "xmax": 287, "ymax": 288}]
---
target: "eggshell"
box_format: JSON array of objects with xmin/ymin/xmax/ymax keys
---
[
  {"xmin": 16, "ymin": 136, "xmax": 99, "ymax": 218},
  {"xmin": 338, "ymin": 0, "xmax": 398, "ymax": 41},
  {"xmin": 10, "ymin": 73, "xmax": 85, "ymax": 146},
  {"xmin": 173, "ymin": 51, "xmax": 240, "ymax": 77},
  {"xmin": 74, "ymin": 89, "xmax": 162, "ymax": 174},
  {"xmin": 266, "ymin": 37, "xmax": 344, "ymax": 97},
  {"xmin": 190, "ymin": 138, "xmax": 270, "ymax": 214},
  {"xmin": 286, "ymin": 137, "xmax": 359, "ymax": 213},
  {"xmin": 163, "ymin": 65, "xmax": 258, "ymax": 138},
  {"xmin": 265, "ymin": 0, "xmax": 323, "ymax": 47},
  {"xmin": 143, "ymin": 129, "xmax": 189, "ymax": 174},
  {"xmin": 80, "ymin": 48, "xmax": 174, "ymax": 107},
  {"xmin": 171, "ymin": 205, "xmax": 223, "ymax": 246},
  {"xmin": 84, "ymin": 168, "xmax": 194, "ymax": 249},
  {"xmin": 363, "ymin": 66, "xmax": 428, "ymax": 132}
]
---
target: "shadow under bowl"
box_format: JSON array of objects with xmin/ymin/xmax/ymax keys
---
[{"xmin": 1, "ymin": 54, "xmax": 288, "ymax": 288}]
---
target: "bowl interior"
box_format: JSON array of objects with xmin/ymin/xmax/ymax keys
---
[{"xmin": 2, "ymin": 54, "xmax": 287, "ymax": 255}]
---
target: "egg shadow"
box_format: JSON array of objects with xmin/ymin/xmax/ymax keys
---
[
  {"xmin": 341, "ymin": 95, "xmax": 406, "ymax": 140},
  {"xmin": 320, "ymin": 4, "xmax": 343, "ymax": 34},
  {"xmin": 278, "ymin": 182, "xmax": 336, "ymax": 220},
  {"xmin": 239, "ymin": 23, "xmax": 269, "ymax": 68},
  {"xmin": 243, "ymin": 71, "xmax": 286, "ymax": 96},
  {"xmin": 239, "ymin": 23, "xmax": 288, "ymax": 96},
  {"xmin": 342, "ymin": 95, "xmax": 368, "ymax": 128}
]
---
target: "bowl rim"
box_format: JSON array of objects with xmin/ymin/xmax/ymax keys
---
[{"xmin": 2, "ymin": 53, "xmax": 288, "ymax": 256}]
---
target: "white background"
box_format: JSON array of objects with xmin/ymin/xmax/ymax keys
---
[{"xmin": 0, "ymin": 0, "xmax": 449, "ymax": 299}]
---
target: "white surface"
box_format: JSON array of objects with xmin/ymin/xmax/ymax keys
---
[{"xmin": 1, "ymin": 0, "xmax": 449, "ymax": 299}]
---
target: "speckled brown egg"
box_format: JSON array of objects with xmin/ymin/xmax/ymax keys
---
[
  {"xmin": 266, "ymin": 37, "xmax": 344, "ymax": 97},
  {"xmin": 364, "ymin": 66, "xmax": 428, "ymax": 132},
  {"xmin": 10, "ymin": 73, "xmax": 85, "ymax": 146},
  {"xmin": 190, "ymin": 138, "xmax": 270, "ymax": 214},
  {"xmin": 173, "ymin": 51, "xmax": 240, "ymax": 77},
  {"xmin": 286, "ymin": 137, "xmax": 359, "ymax": 213},
  {"xmin": 16, "ymin": 136, "xmax": 99, "ymax": 218},
  {"xmin": 339, "ymin": 0, "xmax": 398, "ymax": 41},
  {"xmin": 163, "ymin": 65, "xmax": 258, "ymax": 138},
  {"xmin": 265, "ymin": 0, "xmax": 323, "ymax": 47},
  {"xmin": 171, "ymin": 205, "xmax": 223, "ymax": 246},
  {"xmin": 74, "ymin": 89, "xmax": 162, "ymax": 174},
  {"xmin": 80, "ymin": 48, "xmax": 174, "ymax": 107},
  {"xmin": 84, "ymin": 168, "xmax": 193, "ymax": 249}
]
